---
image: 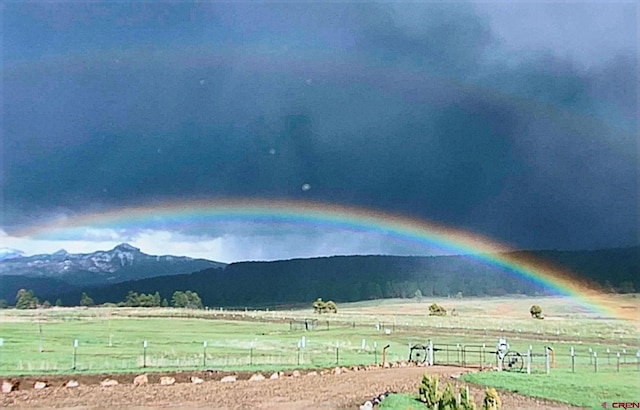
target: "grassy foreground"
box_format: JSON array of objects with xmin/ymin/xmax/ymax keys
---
[
  {"xmin": 379, "ymin": 368, "xmax": 639, "ymax": 409},
  {"xmin": 462, "ymin": 369, "xmax": 640, "ymax": 408},
  {"xmin": 0, "ymin": 295, "xmax": 638, "ymax": 407}
]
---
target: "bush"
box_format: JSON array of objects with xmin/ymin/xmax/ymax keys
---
[
  {"xmin": 459, "ymin": 386, "xmax": 476, "ymax": 410},
  {"xmin": 418, "ymin": 374, "xmax": 440, "ymax": 406},
  {"xmin": 172, "ymin": 290, "xmax": 203, "ymax": 309},
  {"xmin": 482, "ymin": 388, "xmax": 501, "ymax": 410},
  {"xmin": 313, "ymin": 297, "xmax": 337, "ymax": 313},
  {"xmin": 428, "ymin": 303, "xmax": 447, "ymax": 316},
  {"xmin": 529, "ymin": 305, "xmax": 543, "ymax": 319},
  {"xmin": 418, "ymin": 374, "xmax": 482, "ymax": 409},
  {"xmin": 15, "ymin": 289, "xmax": 38, "ymax": 309},
  {"xmin": 80, "ymin": 292, "xmax": 94, "ymax": 307}
]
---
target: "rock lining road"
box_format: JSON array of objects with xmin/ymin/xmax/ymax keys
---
[{"xmin": 2, "ymin": 366, "xmax": 580, "ymax": 409}]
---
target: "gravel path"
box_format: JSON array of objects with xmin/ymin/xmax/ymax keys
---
[{"xmin": 2, "ymin": 366, "xmax": 581, "ymax": 409}]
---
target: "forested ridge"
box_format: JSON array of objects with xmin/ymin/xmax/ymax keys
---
[{"xmin": 45, "ymin": 246, "xmax": 639, "ymax": 308}]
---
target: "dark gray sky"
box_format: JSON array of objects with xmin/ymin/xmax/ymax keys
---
[{"xmin": 1, "ymin": 2, "xmax": 638, "ymax": 261}]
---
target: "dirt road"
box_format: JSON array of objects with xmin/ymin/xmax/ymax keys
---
[{"xmin": 2, "ymin": 366, "xmax": 579, "ymax": 409}]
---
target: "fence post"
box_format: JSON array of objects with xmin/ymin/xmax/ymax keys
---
[
  {"xmin": 335, "ymin": 341, "xmax": 340, "ymax": 366},
  {"xmin": 73, "ymin": 339, "xmax": 78, "ymax": 370},
  {"xmin": 374, "ymin": 342, "xmax": 378, "ymax": 365},
  {"xmin": 203, "ymin": 341, "xmax": 207, "ymax": 367},
  {"xmin": 427, "ymin": 340, "xmax": 433, "ymax": 366},
  {"xmin": 446, "ymin": 344, "xmax": 450, "ymax": 364},
  {"xmin": 250, "ymin": 341, "xmax": 254, "ymax": 366},
  {"xmin": 545, "ymin": 347, "xmax": 550, "ymax": 374},
  {"xmin": 594, "ymin": 351, "xmax": 598, "ymax": 373},
  {"xmin": 607, "ymin": 348, "xmax": 611, "ymax": 365},
  {"xmin": 570, "ymin": 346, "xmax": 575, "ymax": 373},
  {"xmin": 589, "ymin": 348, "xmax": 593, "ymax": 365},
  {"xmin": 143, "ymin": 340, "xmax": 148, "ymax": 368},
  {"xmin": 617, "ymin": 352, "xmax": 620, "ymax": 372},
  {"xmin": 297, "ymin": 341, "xmax": 301, "ymax": 366},
  {"xmin": 526, "ymin": 347, "xmax": 531, "ymax": 374}
]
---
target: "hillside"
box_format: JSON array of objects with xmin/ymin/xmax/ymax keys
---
[
  {"xmin": 46, "ymin": 246, "xmax": 639, "ymax": 307},
  {"xmin": 0, "ymin": 244, "xmax": 225, "ymax": 301}
]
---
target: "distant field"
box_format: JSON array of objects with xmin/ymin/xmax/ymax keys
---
[{"xmin": 0, "ymin": 295, "xmax": 638, "ymax": 407}]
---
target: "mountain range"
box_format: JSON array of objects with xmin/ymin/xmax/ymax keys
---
[
  {"xmin": 1, "ymin": 244, "xmax": 638, "ymax": 307},
  {"xmin": 0, "ymin": 243, "xmax": 225, "ymax": 301}
]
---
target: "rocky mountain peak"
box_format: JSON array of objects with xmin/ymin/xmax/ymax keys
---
[{"xmin": 113, "ymin": 243, "xmax": 140, "ymax": 253}]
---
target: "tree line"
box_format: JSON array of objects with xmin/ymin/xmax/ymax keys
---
[{"xmin": 0, "ymin": 289, "xmax": 203, "ymax": 310}]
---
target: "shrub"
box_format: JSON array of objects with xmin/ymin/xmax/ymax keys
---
[
  {"xmin": 418, "ymin": 374, "xmax": 493, "ymax": 409},
  {"xmin": 429, "ymin": 303, "xmax": 447, "ymax": 316},
  {"xmin": 313, "ymin": 298, "xmax": 337, "ymax": 313},
  {"xmin": 440, "ymin": 382, "xmax": 457, "ymax": 409},
  {"xmin": 529, "ymin": 305, "xmax": 543, "ymax": 319},
  {"xmin": 418, "ymin": 374, "xmax": 440, "ymax": 406},
  {"xmin": 459, "ymin": 386, "xmax": 476, "ymax": 410},
  {"xmin": 80, "ymin": 292, "xmax": 94, "ymax": 307},
  {"xmin": 482, "ymin": 388, "xmax": 501, "ymax": 410},
  {"xmin": 15, "ymin": 289, "xmax": 38, "ymax": 309}
]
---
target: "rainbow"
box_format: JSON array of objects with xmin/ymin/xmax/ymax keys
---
[{"xmin": 17, "ymin": 199, "xmax": 634, "ymax": 320}]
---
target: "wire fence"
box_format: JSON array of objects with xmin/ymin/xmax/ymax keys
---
[
  {"xmin": 0, "ymin": 338, "xmax": 396, "ymax": 374},
  {"xmin": 430, "ymin": 342, "xmax": 640, "ymax": 374},
  {"xmin": 1, "ymin": 310, "xmax": 638, "ymax": 376}
]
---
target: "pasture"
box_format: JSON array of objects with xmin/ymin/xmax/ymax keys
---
[{"xmin": 0, "ymin": 295, "xmax": 638, "ymax": 407}]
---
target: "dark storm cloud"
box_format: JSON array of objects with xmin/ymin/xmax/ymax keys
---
[{"xmin": 2, "ymin": 2, "xmax": 638, "ymax": 251}]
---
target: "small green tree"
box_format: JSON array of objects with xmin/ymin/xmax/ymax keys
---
[
  {"xmin": 124, "ymin": 291, "xmax": 140, "ymax": 307},
  {"xmin": 161, "ymin": 298, "xmax": 169, "ymax": 307},
  {"xmin": 15, "ymin": 289, "xmax": 38, "ymax": 309},
  {"xmin": 418, "ymin": 374, "xmax": 439, "ymax": 406},
  {"xmin": 529, "ymin": 304, "xmax": 543, "ymax": 319},
  {"xmin": 414, "ymin": 289, "xmax": 423, "ymax": 301},
  {"xmin": 184, "ymin": 291, "xmax": 203, "ymax": 309},
  {"xmin": 428, "ymin": 303, "xmax": 447, "ymax": 316},
  {"xmin": 313, "ymin": 298, "xmax": 337, "ymax": 313},
  {"xmin": 137, "ymin": 293, "xmax": 155, "ymax": 307},
  {"xmin": 42, "ymin": 300, "xmax": 52, "ymax": 308},
  {"xmin": 325, "ymin": 300, "xmax": 337, "ymax": 313},
  {"xmin": 55, "ymin": 298, "xmax": 63, "ymax": 307},
  {"xmin": 80, "ymin": 292, "xmax": 94, "ymax": 307},
  {"xmin": 152, "ymin": 292, "xmax": 161, "ymax": 307},
  {"xmin": 460, "ymin": 386, "xmax": 477, "ymax": 410},
  {"xmin": 482, "ymin": 387, "xmax": 501, "ymax": 410},
  {"xmin": 172, "ymin": 290, "xmax": 203, "ymax": 309},
  {"xmin": 0, "ymin": 299, "xmax": 8, "ymax": 309},
  {"xmin": 313, "ymin": 297, "xmax": 326, "ymax": 313}
]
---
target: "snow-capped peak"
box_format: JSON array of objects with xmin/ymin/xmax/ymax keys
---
[
  {"xmin": 113, "ymin": 243, "xmax": 140, "ymax": 253},
  {"xmin": 0, "ymin": 248, "xmax": 25, "ymax": 261}
]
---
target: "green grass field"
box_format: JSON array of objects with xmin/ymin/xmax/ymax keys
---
[
  {"xmin": 0, "ymin": 295, "xmax": 638, "ymax": 407},
  {"xmin": 462, "ymin": 369, "xmax": 640, "ymax": 408}
]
